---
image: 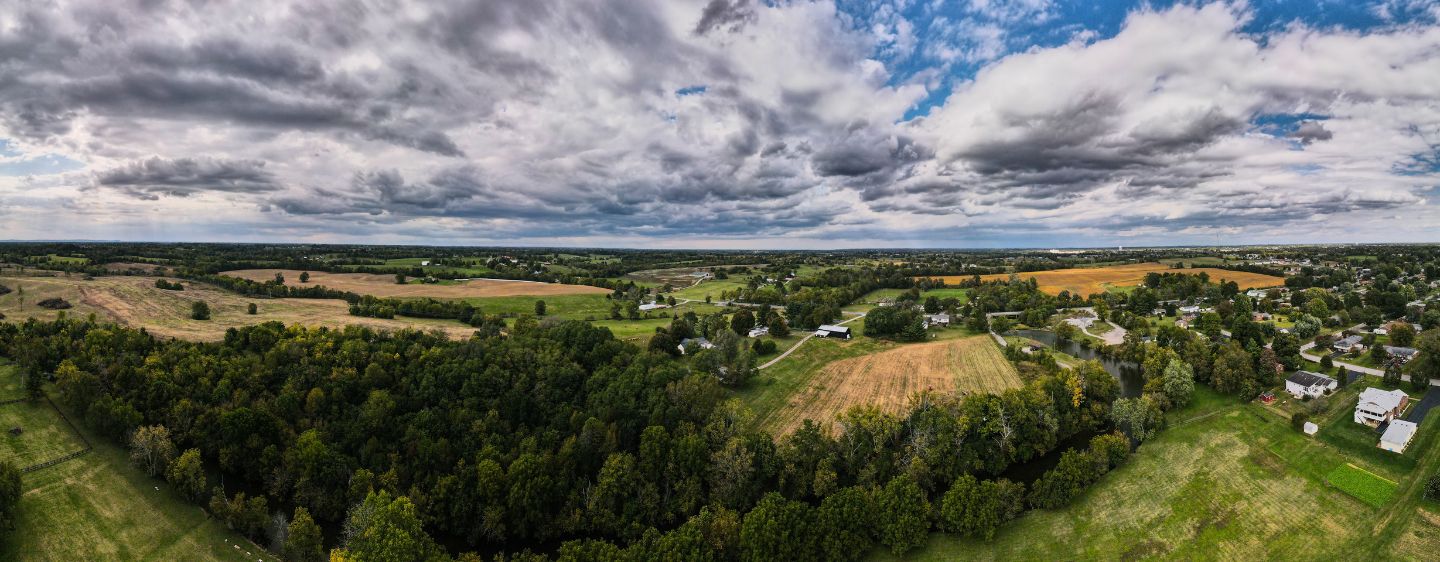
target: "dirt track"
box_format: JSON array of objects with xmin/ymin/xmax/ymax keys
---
[{"xmin": 222, "ymin": 269, "xmax": 611, "ymax": 298}]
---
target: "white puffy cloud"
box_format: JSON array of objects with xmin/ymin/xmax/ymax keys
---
[{"xmin": 0, "ymin": 1, "xmax": 1436, "ymax": 247}]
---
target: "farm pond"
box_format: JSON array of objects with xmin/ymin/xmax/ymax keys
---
[{"xmin": 995, "ymin": 329, "xmax": 1145, "ymax": 484}]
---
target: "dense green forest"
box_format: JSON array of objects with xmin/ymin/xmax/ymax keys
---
[{"xmin": 0, "ymin": 313, "xmax": 1165, "ymax": 560}]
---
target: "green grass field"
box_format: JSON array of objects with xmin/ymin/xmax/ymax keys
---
[
  {"xmin": 874, "ymin": 385, "xmax": 1440, "ymax": 560},
  {"xmin": 0, "ymin": 400, "xmax": 88, "ymax": 468},
  {"xmin": 0, "ymin": 378, "xmax": 276, "ymax": 560},
  {"xmin": 1328, "ymin": 463, "xmax": 1399, "ymax": 507}
]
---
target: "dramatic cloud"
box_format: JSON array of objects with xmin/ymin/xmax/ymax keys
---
[
  {"xmin": 94, "ymin": 157, "xmax": 281, "ymax": 199},
  {"xmin": 0, "ymin": 1, "xmax": 1437, "ymax": 247}
]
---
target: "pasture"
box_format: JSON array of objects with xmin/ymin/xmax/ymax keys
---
[
  {"xmin": 221, "ymin": 269, "xmax": 611, "ymax": 298},
  {"xmin": 875, "ymin": 386, "xmax": 1440, "ymax": 561},
  {"xmin": 0, "ymin": 274, "xmax": 478, "ymax": 341},
  {"xmin": 0, "ymin": 378, "xmax": 274, "ymax": 560},
  {"xmin": 758, "ymin": 336, "xmax": 1020, "ymax": 435},
  {"xmin": 920, "ymin": 262, "xmax": 1284, "ymax": 296}
]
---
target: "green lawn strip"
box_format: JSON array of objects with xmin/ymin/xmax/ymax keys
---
[
  {"xmin": 1327, "ymin": 463, "xmax": 1398, "ymax": 508},
  {"xmin": 0, "ymin": 387, "xmax": 277, "ymax": 561},
  {"xmin": 0, "ymin": 400, "xmax": 88, "ymax": 468},
  {"xmin": 872, "ymin": 386, "xmax": 1412, "ymax": 560},
  {"xmin": 0, "ymin": 362, "xmax": 25, "ymax": 401}
]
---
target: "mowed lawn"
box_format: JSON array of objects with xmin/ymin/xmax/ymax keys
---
[
  {"xmin": 757, "ymin": 335, "xmax": 1020, "ymax": 435},
  {"xmin": 0, "ymin": 387, "xmax": 275, "ymax": 560},
  {"xmin": 874, "ymin": 386, "xmax": 1440, "ymax": 561}
]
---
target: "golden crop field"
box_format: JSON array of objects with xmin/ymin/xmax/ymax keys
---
[
  {"xmin": 922, "ymin": 262, "xmax": 1284, "ymax": 296},
  {"xmin": 762, "ymin": 335, "xmax": 1022, "ymax": 435},
  {"xmin": 0, "ymin": 274, "xmax": 478, "ymax": 341},
  {"xmin": 222, "ymin": 269, "xmax": 611, "ymax": 298}
]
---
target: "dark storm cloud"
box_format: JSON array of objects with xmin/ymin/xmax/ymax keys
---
[
  {"xmin": 695, "ymin": 0, "xmax": 757, "ymax": 36},
  {"xmin": 1290, "ymin": 121, "xmax": 1334, "ymax": 144},
  {"xmin": 94, "ymin": 157, "xmax": 282, "ymax": 199}
]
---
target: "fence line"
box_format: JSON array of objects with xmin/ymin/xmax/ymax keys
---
[{"xmin": 15, "ymin": 395, "xmax": 95, "ymax": 473}]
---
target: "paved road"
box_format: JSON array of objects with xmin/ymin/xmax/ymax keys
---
[
  {"xmin": 757, "ymin": 312, "xmax": 865, "ymax": 370},
  {"xmin": 1298, "ymin": 332, "xmax": 1436, "ymax": 386}
]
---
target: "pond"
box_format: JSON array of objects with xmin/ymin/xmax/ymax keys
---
[{"xmin": 1008, "ymin": 329, "xmax": 1144, "ymax": 398}]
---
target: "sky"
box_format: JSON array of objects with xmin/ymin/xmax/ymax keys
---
[{"xmin": 1, "ymin": 0, "xmax": 1439, "ymax": 249}]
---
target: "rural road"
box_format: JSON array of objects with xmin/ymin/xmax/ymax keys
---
[
  {"xmin": 1298, "ymin": 337, "xmax": 1436, "ymax": 386},
  {"xmin": 758, "ymin": 312, "xmax": 865, "ymax": 370}
]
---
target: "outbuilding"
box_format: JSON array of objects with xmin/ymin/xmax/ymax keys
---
[
  {"xmin": 814, "ymin": 325, "xmax": 851, "ymax": 339},
  {"xmin": 1380, "ymin": 420, "xmax": 1418, "ymax": 453}
]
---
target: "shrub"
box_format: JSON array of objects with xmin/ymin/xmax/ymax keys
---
[
  {"xmin": 190, "ymin": 301, "xmax": 211, "ymax": 320},
  {"xmin": 1425, "ymin": 473, "xmax": 1440, "ymax": 502},
  {"xmin": 37, "ymin": 297, "xmax": 72, "ymax": 309},
  {"xmin": 154, "ymin": 279, "xmax": 185, "ymax": 291},
  {"xmin": 0, "ymin": 284, "xmax": 10, "ymax": 296}
]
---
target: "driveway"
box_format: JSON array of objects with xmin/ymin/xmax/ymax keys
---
[{"xmin": 1404, "ymin": 385, "xmax": 1440, "ymax": 423}]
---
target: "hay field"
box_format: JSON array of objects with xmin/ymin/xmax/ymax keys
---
[
  {"xmin": 222, "ymin": 269, "xmax": 611, "ymax": 298},
  {"xmin": 762, "ymin": 336, "xmax": 1021, "ymax": 435},
  {"xmin": 922, "ymin": 262, "xmax": 1284, "ymax": 296},
  {"xmin": 0, "ymin": 274, "xmax": 477, "ymax": 341}
]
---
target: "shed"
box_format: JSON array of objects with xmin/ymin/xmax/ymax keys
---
[
  {"xmin": 1303, "ymin": 422, "xmax": 1318, "ymax": 436},
  {"xmin": 814, "ymin": 325, "xmax": 851, "ymax": 339},
  {"xmin": 1380, "ymin": 420, "xmax": 1418, "ymax": 453}
]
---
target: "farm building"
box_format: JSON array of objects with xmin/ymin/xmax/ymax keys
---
[
  {"xmin": 747, "ymin": 326, "xmax": 769, "ymax": 338},
  {"xmin": 1379, "ymin": 420, "xmax": 1418, "ymax": 453},
  {"xmin": 1284, "ymin": 371, "xmax": 1337, "ymax": 399},
  {"xmin": 814, "ymin": 325, "xmax": 851, "ymax": 339},
  {"xmin": 1333, "ymin": 335, "xmax": 1366, "ymax": 353},
  {"xmin": 1384, "ymin": 346, "xmax": 1419, "ymax": 364},
  {"xmin": 678, "ymin": 337, "xmax": 714, "ymax": 355},
  {"xmin": 925, "ymin": 313, "xmax": 951, "ymax": 327},
  {"xmin": 1355, "ymin": 388, "xmax": 1409, "ymax": 426},
  {"xmin": 638, "ymin": 302, "xmax": 669, "ymax": 311}
]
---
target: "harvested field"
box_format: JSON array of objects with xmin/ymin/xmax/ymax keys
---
[
  {"xmin": 221, "ymin": 268, "xmax": 611, "ymax": 298},
  {"xmin": 0, "ymin": 274, "xmax": 477, "ymax": 341},
  {"xmin": 763, "ymin": 336, "xmax": 1021, "ymax": 435},
  {"xmin": 921, "ymin": 262, "xmax": 1284, "ymax": 296}
]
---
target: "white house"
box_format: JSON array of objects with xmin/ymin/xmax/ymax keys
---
[
  {"xmin": 926, "ymin": 313, "xmax": 951, "ymax": 327},
  {"xmin": 1385, "ymin": 346, "xmax": 1420, "ymax": 364},
  {"xmin": 1284, "ymin": 371, "xmax": 1337, "ymax": 399},
  {"xmin": 1333, "ymin": 335, "xmax": 1366, "ymax": 353},
  {"xmin": 1379, "ymin": 419, "xmax": 1418, "ymax": 453},
  {"xmin": 678, "ymin": 337, "xmax": 714, "ymax": 355},
  {"xmin": 814, "ymin": 325, "xmax": 851, "ymax": 339},
  {"xmin": 1355, "ymin": 388, "xmax": 1410, "ymax": 426},
  {"xmin": 747, "ymin": 326, "xmax": 769, "ymax": 338},
  {"xmin": 1179, "ymin": 305, "xmax": 1202, "ymax": 314},
  {"xmin": 638, "ymin": 302, "xmax": 669, "ymax": 312}
]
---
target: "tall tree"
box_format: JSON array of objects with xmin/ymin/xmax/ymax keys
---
[
  {"xmin": 284, "ymin": 507, "xmax": 325, "ymax": 562},
  {"xmin": 129, "ymin": 425, "xmax": 177, "ymax": 477}
]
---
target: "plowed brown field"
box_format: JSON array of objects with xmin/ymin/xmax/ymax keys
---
[
  {"xmin": 763, "ymin": 335, "xmax": 1021, "ymax": 435},
  {"xmin": 922, "ymin": 262, "xmax": 1283, "ymax": 296}
]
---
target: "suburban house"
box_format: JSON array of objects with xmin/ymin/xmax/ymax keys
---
[
  {"xmin": 1385, "ymin": 346, "xmax": 1420, "ymax": 364},
  {"xmin": 1179, "ymin": 305, "xmax": 1202, "ymax": 314},
  {"xmin": 1372, "ymin": 327, "xmax": 1388, "ymax": 336},
  {"xmin": 1253, "ymin": 312, "xmax": 1272, "ymax": 322},
  {"xmin": 677, "ymin": 337, "xmax": 714, "ymax": 355},
  {"xmin": 1380, "ymin": 419, "xmax": 1419, "ymax": 453},
  {"xmin": 1333, "ymin": 335, "xmax": 1366, "ymax": 353},
  {"xmin": 747, "ymin": 326, "xmax": 769, "ymax": 338},
  {"xmin": 925, "ymin": 313, "xmax": 951, "ymax": 327},
  {"xmin": 814, "ymin": 325, "xmax": 852, "ymax": 339},
  {"xmin": 1354, "ymin": 387, "xmax": 1410, "ymax": 426},
  {"xmin": 1284, "ymin": 371, "xmax": 1337, "ymax": 399}
]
